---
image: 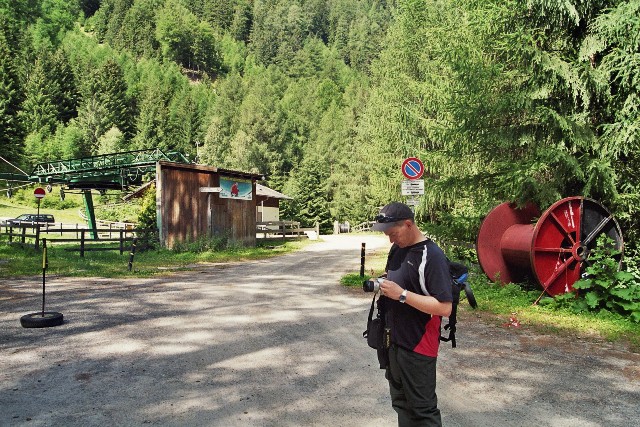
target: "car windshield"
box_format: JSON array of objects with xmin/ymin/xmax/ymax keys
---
[{"xmin": 15, "ymin": 214, "xmax": 30, "ymax": 220}]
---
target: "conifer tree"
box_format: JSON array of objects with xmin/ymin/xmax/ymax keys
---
[
  {"xmin": 49, "ymin": 47, "xmax": 78, "ymax": 123},
  {"xmin": 20, "ymin": 55, "xmax": 58, "ymax": 135},
  {"xmin": 0, "ymin": 32, "xmax": 24, "ymax": 171}
]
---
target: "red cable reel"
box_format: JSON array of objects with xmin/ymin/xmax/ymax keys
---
[{"xmin": 477, "ymin": 197, "xmax": 623, "ymax": 297}]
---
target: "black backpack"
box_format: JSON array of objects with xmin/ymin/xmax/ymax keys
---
[{"xmin": 440, "ymin": 260, "xmax": 477, "ymax": 348}]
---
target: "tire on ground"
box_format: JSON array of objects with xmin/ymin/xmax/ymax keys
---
[{"xmin": 20, "ymin": 312, "xmax": 64, "ymax": 328}]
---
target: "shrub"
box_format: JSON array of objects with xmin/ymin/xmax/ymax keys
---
[
  {"xmin": 540, "ymin": 235, "xmax": 640, "ymax": 322},
  {"xmin": 172, "ymin": 235, "xmax": 230, "ymax": 253}
]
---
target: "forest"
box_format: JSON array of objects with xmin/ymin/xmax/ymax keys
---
[{"xmin": 1, "ymin": 0, "xmax": 639, "ymax": 260}]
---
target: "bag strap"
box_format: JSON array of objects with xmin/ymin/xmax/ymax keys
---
[{"xmin": 363, "ymin": 293, "xmax": 377, "ymax": 339}]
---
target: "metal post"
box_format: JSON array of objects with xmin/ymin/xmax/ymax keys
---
[
  {"xmin": 41, "ymin": 239, "xmax": 48, "ymax": 316},
  {"xmin": 80, "ymin": 230, "xmax": 85, "ymax": 257},
  {"xmin": 128, "ymin": 238, "xmax": 137, "ymax": 271},
  {"xmin": 82, "ymin": 189, "xmax": 98, "ymax": 240},
  {"xmin": 360, "ymin": 242, "xmax": 366, "ymax": 277},
  {"xmin": 34, "ymin": 225, "xmax": 40, "ymax": 251}
]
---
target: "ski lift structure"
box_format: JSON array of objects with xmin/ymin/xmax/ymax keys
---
[{"xmin": 0, "ymin": 149, "xmax": 189, "ymax": 239}]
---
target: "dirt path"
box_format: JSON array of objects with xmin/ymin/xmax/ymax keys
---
[{"xmin": 1, "ymin": 235, "xmax": 639, "ymax": 426}]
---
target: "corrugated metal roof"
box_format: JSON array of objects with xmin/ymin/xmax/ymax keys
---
[
  {"xmin": 157, "ymin": 161, "xmax": 264, "ymax": 180},
  {"xmin": 256, "ymin": 184, "xmax": 292, "ymax": 200}
]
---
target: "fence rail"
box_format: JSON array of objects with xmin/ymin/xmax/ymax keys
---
[
  {"xmin": 351, "ymin": 221, "xmax": 375, "ymax": 233},
  {"xmin": 2, "ymin": 220, "xmax": 320, "ymax": 254},
  {"xmin": 1, "ymin": 223, "xmax": 145, "ymax": 256},
  {"xmin": 256, "ymin": 221, "xmax": 319, "ymax": 240}
]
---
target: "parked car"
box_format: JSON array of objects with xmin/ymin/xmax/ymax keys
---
[{"xmin": 6, "ymin": 213, "xmax": 55, "ymax": 225}]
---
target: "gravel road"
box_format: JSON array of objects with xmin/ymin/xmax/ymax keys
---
[{"xmin": 1, "ymin": 234, "xmax": 639, "ymax": 427}]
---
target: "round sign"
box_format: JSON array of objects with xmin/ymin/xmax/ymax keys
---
[
  {"xmin": 401, "ymin": 157, "xmax": 425, "ymax": 180},
  {"xmin": 34, "ymin": 187, "xmax": 46, "ymax": 199}
]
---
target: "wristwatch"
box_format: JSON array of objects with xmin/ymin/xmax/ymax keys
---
[{"xmin": 399, "ymin": 289, "xmax": 407, "ymax": 303}]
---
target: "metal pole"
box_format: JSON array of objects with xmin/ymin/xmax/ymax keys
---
[
  {"xmin": 41, "ymin": 239, "xmax": 47, "ymax": 316},
  {"xmin": 128, "ymin": 238, "xmax": 137, "ymax": 271},
  {"xmin": 360, "ymin": 242, "xmax": 366, "ymax": 277}
]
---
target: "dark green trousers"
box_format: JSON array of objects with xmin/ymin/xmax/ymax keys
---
[{"xmin": 386, "ymin": 345, "xmax": 442, "ymax": 427}]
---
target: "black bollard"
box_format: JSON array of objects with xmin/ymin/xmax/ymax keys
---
[
  {"xmin": 41, "ymin": 238, "xmax": 48, "ymax": 315},
  {"xmin": 360, "ymin": 242, "xmax": 366, "ymax": 277},
  {"xmin": 128, "ymin": 238, "xmax": 137, "ymax": 272}
]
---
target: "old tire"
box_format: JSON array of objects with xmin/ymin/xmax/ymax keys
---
[{"xmin": 20, "ymin": 312, "xmax": 64, "ymax": 328}]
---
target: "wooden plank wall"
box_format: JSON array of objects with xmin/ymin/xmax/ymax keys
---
[{"xmin": 157, "ymin": 162, "xmax": 257, "ymax": 248}]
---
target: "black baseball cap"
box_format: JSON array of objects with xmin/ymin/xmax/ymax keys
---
[{"xmin": 372, "ymin": 202, "xmax": 414, "ymax": 232}]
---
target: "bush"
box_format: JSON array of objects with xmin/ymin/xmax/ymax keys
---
[
  {"xmin": 10, "ymin": 186, "xmax": 79, "ymax": 209},
  {"xmin": 172, "ymin": 235, "xmax": 230, "ymax": 253},
  {"xmin": 540, "ymin": 235, "xmax": 640, "ymax": 322},
  {"xmin": 95, "ymin": 202, "xmax": 141, "ymax": 223},
  {"xmin": 136, "ymin": 188, "xmax": 157, "ymax": 230}
]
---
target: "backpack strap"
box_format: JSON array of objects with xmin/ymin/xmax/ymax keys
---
[{"xmin": 440, "ymin": 306, "xmax": 457, "ymax": 348}]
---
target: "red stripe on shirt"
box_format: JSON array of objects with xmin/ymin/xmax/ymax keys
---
[{"xmin": 413, "ymin": 315, "xmax": 441, "ymax": 357}]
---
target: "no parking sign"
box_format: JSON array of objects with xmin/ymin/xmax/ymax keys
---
[{"xmin": 401, "ymin": 157, "xmax": 424, "ymax": 180}]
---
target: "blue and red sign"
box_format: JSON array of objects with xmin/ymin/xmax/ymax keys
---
[{"xmin": 401, "ymin": 157, "xmax": 424, "ymax": 180}]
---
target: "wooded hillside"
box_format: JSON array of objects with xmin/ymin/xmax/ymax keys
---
[{"xmin": 1, "ymin": 0, "xmax": 639, "ymax": 259}]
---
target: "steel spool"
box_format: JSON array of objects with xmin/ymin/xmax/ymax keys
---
[{"xmin": 476, "ymin": 197, "xmax": 623, "ymax": 296}]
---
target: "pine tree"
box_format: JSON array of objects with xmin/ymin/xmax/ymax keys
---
[
  {"xmin": 20, "ymin": 55, "xmax": 58, "ymax": 135},
  {"xmin": 0, "ymin": 32, "xmax": 24, "ymax": 172},
  {"xmin": 80, "ymin": 59, "xmax": 132, "ymax": 141},
  {"xmin": 49, "ymin": 48, "xmax": 78, "ymax": 123},
  {"xmin": 115, "ymin": 0, "xmax": 162, "ymax": 58}
]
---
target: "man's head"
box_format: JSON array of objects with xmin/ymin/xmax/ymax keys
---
[{"xmin": 372, "ymin": 202, "xmax": 423, "ymax": 247}]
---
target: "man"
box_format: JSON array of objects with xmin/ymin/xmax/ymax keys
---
[{"xmin": 372, "ymin": 202, "xmax": 453, "ymax": 426}]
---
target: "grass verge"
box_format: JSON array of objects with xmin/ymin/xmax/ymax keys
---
[{"xmin": 0, "ymin": 238, "xmax": 312, "ymax": 278}]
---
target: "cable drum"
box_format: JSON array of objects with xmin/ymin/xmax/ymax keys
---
[{"xmin": 477, "ymin": 197, "xmax": 623, "ymax": 296}]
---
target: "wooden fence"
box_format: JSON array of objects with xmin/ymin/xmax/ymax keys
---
[
  {"xmin": 350, "ymin": 221, "xmax": 375, "ymax": 233},
  {"xmin": 256, "ymin": 221, "xmax": 319, "ymax": 240},
  {"xmin": 1, "ymin": 223, "xmax": 144, "ymax": 256},
  {"xmin": 2, "ymin": 220, "xmax": 319, "ymax": 254}
]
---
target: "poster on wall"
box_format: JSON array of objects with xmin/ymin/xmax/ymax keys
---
[{"xmin": 219, "ymin": 177, "xmax": 252, "ymax": 200}]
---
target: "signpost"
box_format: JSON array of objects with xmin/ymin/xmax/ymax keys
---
[
  {"xmin": 34, "ymin": 187, "xmax": 45, "ymax": 219},
  {"xmin": 401, "ymin": 157, "xmax": 425, "ymax": 180},
  {"xmin": 34, "ymin": 187, "xmax": 46, "ymax": 199},
  {"xmin": 401, "ymin": 179, "xmax": 425, "ymax": 195},
  {"xmin": 20, "ymin": 188, "xmax": 64, "ymax": 328},
  {"xmin": 401, "ymin": 158, "xmax": 425, "ymax": 208}
]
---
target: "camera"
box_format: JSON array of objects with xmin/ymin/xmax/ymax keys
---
[{"xmin": 363, "ymin": 277, "xmax": 384, "ymax": 293}]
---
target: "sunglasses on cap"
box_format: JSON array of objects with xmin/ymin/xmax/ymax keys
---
[{"xmin": 374, "ymin": 214, "xmax": 410, "ymax": 223}]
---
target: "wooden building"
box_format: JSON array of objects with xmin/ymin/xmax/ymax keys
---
[
  {"xmin": 256, "ymin": 184, "xmax": 292, "ymax": 221},
  {"xmin": 156, "ymin": 161, "xmax": 263, "ymax": 248}
]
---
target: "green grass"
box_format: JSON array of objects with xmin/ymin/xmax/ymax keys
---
[
  {"xmin": 0, "ymin": 238, "xmax": 312, "ymax": 278},
  {"xmin": 0, "ymin": 194, "xmax": 315, "ymax": 279},
  {"xmin": 342, "ymin": 250, "xmax": 640, "ymax": 351}
]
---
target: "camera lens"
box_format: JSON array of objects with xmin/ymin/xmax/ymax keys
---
[{"xmin": 363, "ymin": 278, "xmax": 380, "ymax": 293}]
